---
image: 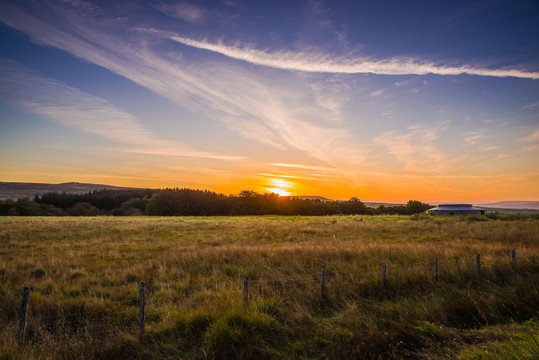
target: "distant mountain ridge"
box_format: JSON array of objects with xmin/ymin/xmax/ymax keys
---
[
  {"xmin": 477, "ymin": 201, "xmax": 539, "ymax": 210},
  {"xmin": 0, "ymin": 182, "xmax": 137, "ymax": 200}
]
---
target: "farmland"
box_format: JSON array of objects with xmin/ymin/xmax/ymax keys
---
[{"xmin": 0, "ymin": 215, "xmax": 538, "ymax": 359}]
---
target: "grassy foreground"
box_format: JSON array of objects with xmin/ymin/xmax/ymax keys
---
[{"xmin": 0, "ymin": 215, "xmax": 538, "ymax": 359}]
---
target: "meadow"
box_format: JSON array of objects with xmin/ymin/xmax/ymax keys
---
[{"xmin": 0, "ymin": 215, "xmax": 538, "ymax": 359}]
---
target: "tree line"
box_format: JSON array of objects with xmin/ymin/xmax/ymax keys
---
[{"xmin": 0, "ymin": 188, "xmax": 433, "ymax": 216}]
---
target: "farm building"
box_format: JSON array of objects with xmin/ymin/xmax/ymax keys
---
[{"xmin": 427, "ymin": 204, "xmax": 485, "ymax": 215}]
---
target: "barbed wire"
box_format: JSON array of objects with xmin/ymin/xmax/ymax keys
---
[
  {"xmin": 4, "ymin": 254, "xmax": 533, "ymax": 297},
  {"xmin": 2, "ymin": 255, "xmax": 535, "ymax": 346},
  {"xmin": 2, "ymin": 251, "xmax": 535, "ymax": 306}
]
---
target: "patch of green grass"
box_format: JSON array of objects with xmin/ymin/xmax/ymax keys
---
[{"xmin": 456, "ymin": 320, "xmax": 539, "ymax": 359}]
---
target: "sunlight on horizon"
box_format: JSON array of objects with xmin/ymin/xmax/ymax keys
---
[
  {"xmin": 267, "ymin": 188, "xmax": 291, "ymax": 196},
  {"xmin": 265, "ymin": 178, "xmax": 294, "ymax": 196}
]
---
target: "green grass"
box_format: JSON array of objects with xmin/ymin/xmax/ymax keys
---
[{"xmin": 0, "ymin": 215, "xmax": 537, "ymax": 359}]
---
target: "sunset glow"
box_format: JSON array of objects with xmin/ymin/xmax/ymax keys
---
[
  {"xmin": 265, "ymin": 178, "xmax": 294, "ymax": 197},
  {"xmin": 1, "ymin": 1, "xmax": 538, "ymax": 203}
]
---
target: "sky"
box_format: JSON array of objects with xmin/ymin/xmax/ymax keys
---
[{"xmin": 0, "ymin": 0, "xmax": 538, "ymax": 203}]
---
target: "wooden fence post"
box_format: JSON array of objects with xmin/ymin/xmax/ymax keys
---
[
  {"xmin": 139, "ymin": 281, "xmax": 145, "ymax": 339},
  {"xmin": 511, "ymin": 249, "xmax": 516, "ymax": 270},
  {"xmin": 382, "ymin": 263, "xmax": 387, "ymax": 288},
  {"xmin": 243, "ymin": 277, "xmax": 249, "ymax": 309},
  {"xmin": 18, "ymin": 287, "xmax": 29, "ymax": 351},
  {"xmin": 433, "ymin": 258, "xmax": 439, "ymax": 280},
  {"xmin": 320, "ymin": 269, "xmax": 326, "ymax": 299},
  {"xmin": 476, "ymin": 253, "xmax": 481, "ymax": 276}
]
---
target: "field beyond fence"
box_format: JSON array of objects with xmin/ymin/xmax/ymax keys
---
[{"xmin": 1, "ymin": 215, "xmax": 538, "ymax": 359}]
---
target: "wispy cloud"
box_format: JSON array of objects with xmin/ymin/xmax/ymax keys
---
[
  {"xmin": 151, "ymin": 2, "xmax": 205, "ymax": 23},
  {"xmin": 517, "ymin": 129, "xmax": 539, "ymax": 154},
  {"xmin": 308, "ymin": 78, "xmax": 353, "ymax": 118},
  {"xmin": 0, "ymin": 59, "xmax": 241, "ymax": 160},
  {"xmin": 465, "ymin": 133, "xmax": 482, "ymax": 145},
  {"xmin": 372, "ymin": 125, "xmax": 446, "ymax": 171},
  {"xmin": 268, "ymin": 162, "xmax": 341, "ymax": 173},
  {"xmin": 518, "ymin": 144, "xmax": 539, "ymax": 153},
  {"xmin": 519, "ymin": 129, "xmax": 539, "ymax": 143},
  {"xmin": 0, "ymin": 1, "xmax": 372, "ymax": 167},
  {"xmin": 522, "ymin": 102, "xmax": 539, "ymax": 110},
  {"xmin": 159, "ymin": 32, "xmax": 539, "ymax": 79}
]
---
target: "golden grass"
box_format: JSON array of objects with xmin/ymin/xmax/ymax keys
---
[{"xmin": 0, "ymin": 215, "xmax": 537, "ymax": 359}]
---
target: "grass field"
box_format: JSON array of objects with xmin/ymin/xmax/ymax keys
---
[{"xmin": 0, "ymin": 215, "xmax": 538, "ymax": 359}]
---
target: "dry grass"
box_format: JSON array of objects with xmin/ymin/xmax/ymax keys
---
[{"xmin": 0, "ymin": 215, "xmax": 537, "ymax": 359}]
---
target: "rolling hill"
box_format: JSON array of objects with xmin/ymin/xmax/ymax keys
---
[
  {"xmin": 0, "ymin": 182, "xmax": 137, "ymax": 200},
  {"xmin": 478, "ymin": 201, "xmax": 539, "ymax": 210}
]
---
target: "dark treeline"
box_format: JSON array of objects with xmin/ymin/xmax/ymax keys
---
[
  {"xmin": 35, "ymin": 188, "xmax": 159, "ymax": 211},
  {"xmin": 0, "ymin": 188, "xmax": 433, "ymax": 216}
]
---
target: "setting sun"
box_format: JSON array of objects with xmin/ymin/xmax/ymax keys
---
[
  {"xmin": 265, "ymin": 178, "xmax": 294, "ymax": 196},
  {"xmin": 269, "ymin": 188, "xmax": 291, "ymax": 196}
]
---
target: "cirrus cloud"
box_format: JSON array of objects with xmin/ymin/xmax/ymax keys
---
[{"xmin": 158, "ymin": 32, "xmax": 539, "ymax": 79}]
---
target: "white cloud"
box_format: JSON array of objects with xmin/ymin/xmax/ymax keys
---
[
  {"xmin": 0, "ymin": 1, "xmax": 369, "ymax": 167},
  {"xmin": 393, "ymin": 80, "xmax": 411, "ymax": 87},
  {"xmin": 152, "ymin": 2, "xmax": 205, "ymax": 23},
  {"xmin": 465, "ymin": 133, "xmax": 482, "ymax": 145},
  {"xmin": 308, "ymin": 78, "xmax": 352, "ymax": 118},
  {"xmin": 372, "ymin": 125, "xmax": 446, "ymax": 171},
  {"xmin": 161, "ymin": 32, "xmax": 539, "ymax": 79},
  {"xmin": 0, "ymin": 59, "xmax": 242, "ymax": 160}
]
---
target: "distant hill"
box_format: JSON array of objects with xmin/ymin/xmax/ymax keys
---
[
  {"xmin": 0, "ymin": 182, "xmax": 137, "ymax": 200},
  {"xmin": 477, "ymin": 201, "xmax": 539, "ymax": 210}
]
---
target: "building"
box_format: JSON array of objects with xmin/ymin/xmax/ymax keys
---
[{"xmin": 427, "ymin": 204, "xmax": 485, "ymax": 215}]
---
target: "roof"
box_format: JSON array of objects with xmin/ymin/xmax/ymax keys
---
[
  {"xmin": 427, "ymin": 204, "xmax": 484, "ymax": 215},
  {"xmin": 434, "ymin": 204, "xmax": 475, "ymax": 210}
]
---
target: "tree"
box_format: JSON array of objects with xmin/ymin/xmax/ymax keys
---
[
  {"xmin": 67, "ymin": 202, "xmax": 101, "ymax": 216},
  {"xmin": 406, "ymin": 200, "xmax": 433, "ymax": 214}
]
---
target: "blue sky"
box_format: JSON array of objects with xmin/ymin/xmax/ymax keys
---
[{"xmin": 0, "ymin": 0, "xmax": 538, "ymax": 202}]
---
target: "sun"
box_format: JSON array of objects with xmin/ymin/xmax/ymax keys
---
[
  {"xmin": 267, "ymin": 188, "xmax": 291, "ymax": 196},
  {"xmin": 265, "ymin": 178, "xmax": 294, "ymax": 197}
]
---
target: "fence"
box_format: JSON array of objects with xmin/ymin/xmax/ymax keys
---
[{"xmin": 5, "ymin": 248, "xmax": 531, "ymax": 349}]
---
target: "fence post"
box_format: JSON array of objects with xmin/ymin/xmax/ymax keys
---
[
  {"xmin": 243, "ymin": 277, "xmax": 249, "ymax": 309},
  {"xmin": 511, "ymin": 249, "xmax": 516, "ymax": 270},
  {"xmin": 139, "ymin": 281, "xmax": 145, "ymax": 339},
  {"xmin": 476, "ymin": 253, "xmax": 481, "ymax": 276},
  {"xmin": 433, "ymin": 258, "xmax": 439, "ymax": 280},
  {"xmin": 18, "ymin": 287, "xmax": 29, "ymax": 351},
  {"xmin": 320, "ymin": 268, "xmax": 326, "ymax": 299},
  {"xmin": 382, "ymin": 263, "xmax": 387, "ymax": 288}
]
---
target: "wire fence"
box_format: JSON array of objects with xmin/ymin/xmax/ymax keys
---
[{"xmin": 3, "ymin": 248, "xmax": 537, "ymax": 350}]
